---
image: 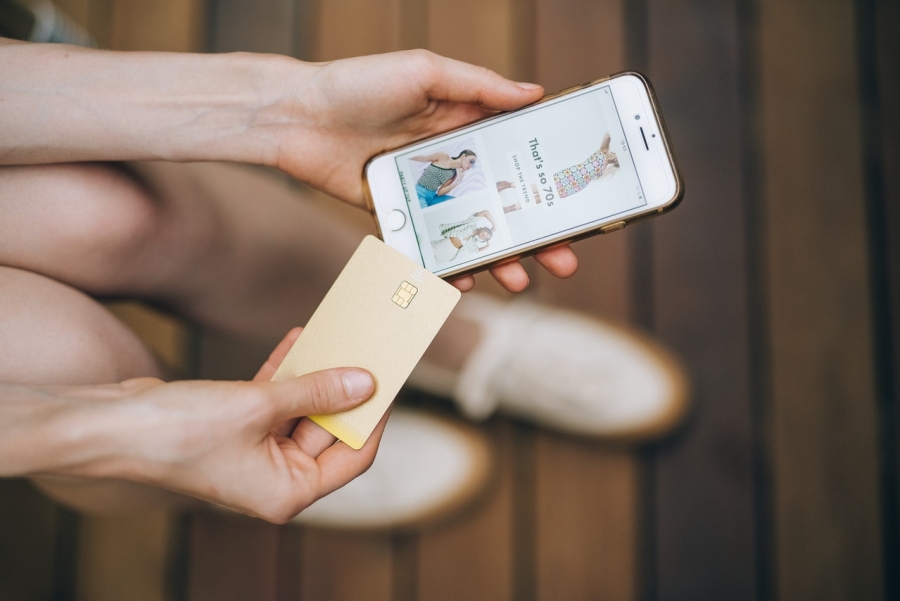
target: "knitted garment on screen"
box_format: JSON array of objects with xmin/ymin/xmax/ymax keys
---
[
  {"xmin": 418, "ymin": 164, "xmax": 456, "ymax": 192},
  {"xmin": 553, "ymin": 151, "xmax": 607, "ymax": 198}
]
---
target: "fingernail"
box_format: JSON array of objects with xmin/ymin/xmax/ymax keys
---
[
  {"xmin": 342, "ymin": 370, "xmax": 375, "ymax": 401},
  {"xmin": 516, "ymin": 81, "xmax": 542, "ymax": 90}
]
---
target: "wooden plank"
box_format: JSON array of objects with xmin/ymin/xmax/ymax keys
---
[
  {"xmin": 534, "ymin": 436, "xmax": 638, "ymax": 601},
  {"xmin": 535, "ymin": 0, "xmax": 626, "ymax": 91},
  {"xmin": 298, "ymin": 530, "xmax": 393, "ymax": 601},
  {"xmin": 417, "ymin": 420, "xmax": 516, "ymax": 601},
  {"xmin": 399, "ymin": 0, "xmax": 428, "ymax": 52},
  {"xmin": 52, "ymin": 0, "xmax": 110, "ymax": 46},
  {"xmin": 186, "ymin": 512, "xmax": 280, "ymax": 601},
  {"xmin": 106, "ymin": 0, "xmax": 205, "ymax": 52},
  {"xmin": 209, "ymin": 0, "xmax": 293, "ymax": 54},
  {"xmin": 75, "ymin": 511, "xmax": 173, "ymax": 601},
  {"xmin": 54, "ymin": 0, "xmax": 91, "ymax": 29},
  {"xmin": 872, "ymin": 0, "xmax": 900, "ymax": 595},
  {"xmin": 530, "ymin": 3, "xmax": 640, "ymax": 600},
  {"xmin": 533, "ymin": 0, "xmax": 632, "ymax": 321},
  {"xmin": 426, "ymin": 0, "xmax": 518, "ymax": 79},
  {"xmin": 414, "ymin": 4, "xmax": 525, "ymax": 600},
  {"xmin": 314, "ymin": 0, "xmax": 401, "ymax": 60},
  {"xmin": 758, "ymin": 1, "xmax": 883, "ymax": 599},
  {"xmin": 85, "ymin": 0, "xmax": 114, "ymax": 48},
  {"xmin": 275, "ymin": 526, "xmax": 304, "ymax": 601},
  {"xmin": 857, "ymin": 1, "xmax": 900, "ymax": 595},
  {"xmin": 0, "ymin": 480, "xmax": 61, "ymax": 601},
  {"xmin": 644, "ymin": 1, "xmax": 758, "ymax": 599},
  {"xmin": 873, "ymin": 0, "xmax": 900, "ymax": 432},
  {"xmin": 532, "ymin": 0, "xmax": 629, "ymax": 310},
  {"xmin": 855, "ymin": 0, "xmax": 900, "ymax": 595}
]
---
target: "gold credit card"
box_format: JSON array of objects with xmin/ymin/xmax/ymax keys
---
[{"xmin": 270, "ymin": 236, "xmax": 461, "ymax": 449}]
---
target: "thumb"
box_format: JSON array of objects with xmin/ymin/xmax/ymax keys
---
[
  {"xmin": 264, "ymin": 368, "xmax": 375, "ymax": 423},
  {"xmin": 421, "ymin": 52, "xmax": 544, "ymax": 111}
]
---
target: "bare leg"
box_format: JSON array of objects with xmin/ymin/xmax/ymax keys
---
[
  {"xmin": 0, "ymin": 161, "xmax": 363, "ymax": 338},
  {"xmin": 0, "ymin": 266, "xmax": 193, "ymax": 512},
  {"xmin": 0, "ymin": 160, "xmax": 480, "ymax": 355}
]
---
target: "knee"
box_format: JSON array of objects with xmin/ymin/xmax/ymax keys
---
[
  {"xmin": 0, "ymin": 163, "xmax": 163, "ymax": 291},
  {"xmin": 0, "ymin": 267, "xmax": 162, "ymax": 385}
]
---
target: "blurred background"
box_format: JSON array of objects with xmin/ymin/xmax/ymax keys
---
[{"xmin": 1, "ymin": 0, "xmax": 899, "ymax": 600}]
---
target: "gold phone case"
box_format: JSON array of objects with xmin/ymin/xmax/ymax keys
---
[
  {"xmin": 270, "ymin": 236, "xmax": 461, "ymax": 450},
  {"xmin": 361, "ymin": 71, "xmax": 684, "ymax": 280}
]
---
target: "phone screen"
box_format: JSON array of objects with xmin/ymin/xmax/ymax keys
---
[{"xmin": 392, "ymin": 84, "xmax": 649, "ymax": 274}]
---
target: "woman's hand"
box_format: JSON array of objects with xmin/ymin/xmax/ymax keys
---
[
  {"xmin": 268, "ymin": 50, "xmax": 577, "ymax": 292},
  {"xmin": 6, "ymin": 329, "xmax": 383, "ymax": 524},
  {"xmin": 270, "ymin": 50, "xmax": 539, "ymax": 207},
  {"xmin": 128, "ymin": 330, "xmax": 382, "ymax": 523},
  {"xmin": 0, "ymin": 41, "xmax": 577, "ymax": 292}
]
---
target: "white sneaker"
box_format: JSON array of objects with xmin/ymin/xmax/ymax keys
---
[
  {"xmin": 291, "ymin": 408, "xmax": 491, "ymax": 530},
  {"xmin": 412, "ymin": 294, "xmax": 689, "ymax": 441}
]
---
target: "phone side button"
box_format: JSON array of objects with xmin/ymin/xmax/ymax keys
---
[{"xmin": 600, "ymin": 221, "xmax": 627, "ymax": 234}]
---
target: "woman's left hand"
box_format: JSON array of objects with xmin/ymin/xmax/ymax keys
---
[
  {"xmin": 268, "ymin": 50, "xmax": 577, "ymax": 292},
  {"xmin": 271, "ymin": 50, "xmax": 540, "ymax": 207}
]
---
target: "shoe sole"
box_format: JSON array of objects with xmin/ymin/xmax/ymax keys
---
[{"xmin": 291, "ymin": 408, "xmax": 494, "ymax": 531}]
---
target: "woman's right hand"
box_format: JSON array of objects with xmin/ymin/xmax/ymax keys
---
[{"xmin": 4, "ymin": 329, "xmax": 382, "ymax": 524}]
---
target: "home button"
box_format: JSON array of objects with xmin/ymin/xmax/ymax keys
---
[{"xmin": 388, "ymin": 209, "xmax": 407, "ymax": 232}]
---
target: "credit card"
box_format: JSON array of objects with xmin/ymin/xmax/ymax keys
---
[{"xmin": 270, "ymin": 235, "xmax": 461, "ymax": 449}]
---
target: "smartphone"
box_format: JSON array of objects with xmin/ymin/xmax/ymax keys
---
[{"xmin": 363, "ymin": 72, "xmax": 683, "ymax": 279}]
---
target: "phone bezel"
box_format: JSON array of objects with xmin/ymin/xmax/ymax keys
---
[{"xmin": 362, "ymin": 71, "xmax": 684, "ymax": 280}]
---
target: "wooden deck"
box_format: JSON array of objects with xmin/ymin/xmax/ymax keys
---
[{"xmin": 1, "ymin": 0, "xmax": 899, "ymax": 599}]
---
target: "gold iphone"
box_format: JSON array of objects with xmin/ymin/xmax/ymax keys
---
[{"xmin": 363, "ymin": 72, "xmax": 684, "ymax": 279}]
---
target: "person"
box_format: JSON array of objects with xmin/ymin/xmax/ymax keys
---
[
  {"xmin": 494, "ymin": 132, "xmax": 621, "ymax": 202},
  {"xmin": 411, "ymin": 149, "xmax": 477, "ymax": 207},
  {"xmin": 430, "ymin": 210, "xmax": 497, "ymax": 264},
  {"xmin": 0, "ymin": 37, "xmax": 583, "ymax": 522},
  {"xmin": 553, "ymin": 132, "xmax": 620, "ymax": 198}
]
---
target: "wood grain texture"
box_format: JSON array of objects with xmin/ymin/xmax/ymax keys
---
[
  {"xmin": 298, "ymin": 530, "xmax": 393, "ymax": 601},
  {"xmin": 399, "ymin": 0, "xmax": 429, "ymax": 52},
  {"xmin": 870, "ymin": 2, "xmax": 900, "ymax": 591},
  {"xmin": 275, "ymin": 527, "xmax": 304, "ymax": 601},
  {"xmin": 758, "ymin": 1, "xmax": 883, "ymax": 599},
  {"xmin": 314, "ymin": 0, "xmax": 401, "ymax": 60},
  {"xmin": 106, "ymin": 0, "xmax": 205, "ymax": 52},
  {"xmin": 54, "ymin": 0, "xmax": 91, "ymax": 28},
  {"xmin": 426, "ymin": 0, "xmax": 518, "ymax": 79},
  {"xmin": 532, "ymin": 0, "xmax": 631, "ymax": 321},
  {"xmin": 186, "ymin": 512, "xmax": 280, "ymax": 601},
  {"xmin": 413, "ymin": 2, "xmax": 521, "ymax": 598},
  {"xmin": 0, "ymin": 480, "xmax": 62, "ymax": 601},
  {"xmin": 530, "ymin": 3, "xmax": 639, "ymax": 600},
  {"xmin": 417, "ymin": 420, "xmax": 516, "ymax": 601},
  {"xmin": 75, "ymin": 511, "xmax": 173, "ymax": 601},
  {"xmin": 209, "ymin": 0, "xmax": 293, "ymax": 54},
  {"xmin": 874, "ymin": 0, "xmax": 900, "ymax": 419},
  {"xmin": 535, "ymin": 436, "xmax": 638, "ymax": 601},
  {"xmin": 644, "ymin": 1, "xmax": 758, "ymax": 599},
  {"xmin": 14, "ymin": 2, "xmax": 887, "ymax": 601}
]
